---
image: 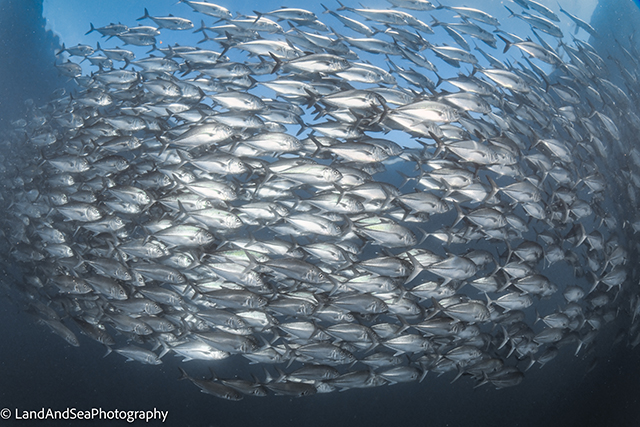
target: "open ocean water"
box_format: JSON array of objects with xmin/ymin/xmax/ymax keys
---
[{"xmin": 2, "ymin": 0, "xmax": 640, "ymax": 426}]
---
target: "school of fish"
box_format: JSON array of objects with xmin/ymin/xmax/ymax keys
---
[{"xmin": 1, "ymin": 0, "xmax": 640, "ymax": 399}]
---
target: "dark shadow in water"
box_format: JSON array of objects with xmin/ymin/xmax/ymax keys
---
[{"xmin": 0, "ymin": 0, "xmax": 65, "ymax": 129}]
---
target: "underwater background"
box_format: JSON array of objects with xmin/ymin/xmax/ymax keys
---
[{"xmin": 2, "ymin": 0, "xmax": 640, "ymax": 426}]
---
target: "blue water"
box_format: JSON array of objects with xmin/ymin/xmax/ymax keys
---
[
  {"xmin": 0, "ymin": 1, "xmax": 64, "ymax": 128},
  {"xmin": 2, "ymin": 292, "xmax": 639, "ymax": 427},
  {"xmin": 2, "ymin": 0, "xmax": 640, "ymax": 426}
]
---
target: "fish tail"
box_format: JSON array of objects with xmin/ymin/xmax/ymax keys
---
[
  {"xmin": 178, "ymin": 367, "xmax": 190, "ymax": 380},
  {"xmin": 103, "ymin": 346, "xmax": 112, "ymax": 357},
  {"xmin": 484, "ymin": 175, "xmax": 500, "ymax": 204},
  {"xmin": 405, "ymin": 251, "xmax": 424, "ymax": 284},
  {"xmin": 193, "ymin": 19, "xmax": 206, "ymax": 34},
  {"xmin": 427, "ymin": 131, "xmax": 445, "ymax": 159},
  {"xmin": 137, "ymin": 7, "xmax": 150, "ymax": 21},
  {"xmin": 196, "ymin": 29, "xmax": 213, "ymax": 45},
  {"xmin": 269, "ymin": 52, "xmax": 283, "ymax": 73},
  {"xmin": 496, "ymin": 34, "xmax": 512, "ymax": 54},
  {"xmin": 426, "ymin": 297, "xmax": 442, "ymax": 320},
  {"xmin": 504, "ymin": 6, "xmax": 516, "ymax": 18},
  {"xmin": 85, "ymin": 23, "xmax": 96, "ymax": 35}
]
